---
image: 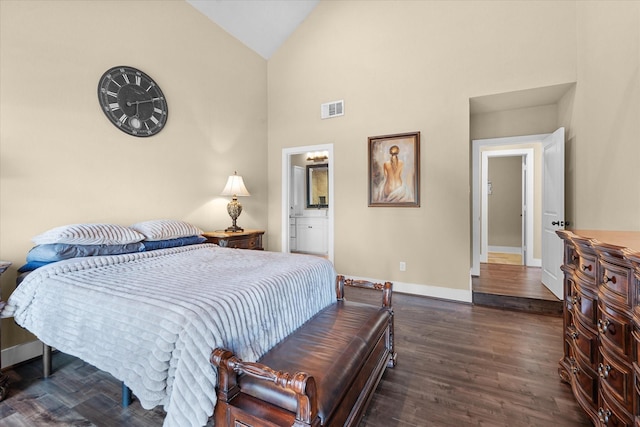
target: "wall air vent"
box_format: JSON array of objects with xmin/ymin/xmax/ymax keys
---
[{"xmin": 321, "ymin": 100, "xmax": 344, "ymax": 119}]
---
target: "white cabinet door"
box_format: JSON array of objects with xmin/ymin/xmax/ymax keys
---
[
  {"xmin": 296, "ymin": 217, "xmax": 327, "ymax": 255},
  {"xmin": 289, "ymin": 218, "xmax": 297, "ymax": 251}
]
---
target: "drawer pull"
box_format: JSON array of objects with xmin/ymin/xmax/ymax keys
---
[
  {"xmin": 597, "ymin": 319, "xmax": 611, "ymax": 334},
  {"xmin": 598, "ymin": 363, "xmax": 611, "ymax": 379},
  {"xmin": 597, "ymin": 408, "xmax": 611, "ymax": 424},
  {"xmin": 571, "ymin": 295, "xmax": 581, "ymax": 307},
  {"xmin": 581, "ymin": 264, "xmax": 592, "ymax": 272},
  {"xmin": 603, "ymin": 274, "xmax": 617, "ymax": 285}
]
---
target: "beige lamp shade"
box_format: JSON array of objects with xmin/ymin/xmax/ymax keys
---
[
  {"xmin": 220, "ymin": 173, "xmax": 250, "ymax": 197},
  {"xmin": 220, "ymin": 172, "xmax": 250, "ymax": 232}
]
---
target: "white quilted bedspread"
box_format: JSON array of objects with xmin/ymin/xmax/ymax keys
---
[{"xmin": 2, "ymin": 244, "xmax": 336, "ymax": 426}]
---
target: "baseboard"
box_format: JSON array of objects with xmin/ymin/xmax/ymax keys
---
[
  {"xmin": 344, "ymin": 275, "xmax": 472, "ymax": 303},
  {"xmin": 488, "ymin": 246, "xmax": 521, "ymax": 254},
  {"xmin": 1, "ymin": 340, "xmax": 43, "ymax": 369}
]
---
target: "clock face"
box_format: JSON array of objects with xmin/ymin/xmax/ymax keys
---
[{"xmin": 97, "ymin": 66, "xmax": 168, "ymax": 137}]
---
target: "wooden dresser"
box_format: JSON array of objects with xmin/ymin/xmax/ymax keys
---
[
  {"xmin": 202, "ymin": 229, "xmax": 264, "ymax": 250},
  {"xmin": 557, "ymin": 230, "xmax": 640, "ymax": 426}
]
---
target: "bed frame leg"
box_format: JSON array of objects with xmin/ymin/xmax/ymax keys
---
[
  {"xmin": 41, "ymin": 343, "xmax": 132, "ymax": 407},
  {"xmin": 122, "ymin": 383, "xmax": 132, "ymax": 407},
  {"xmin": 43, "ymin": 344, "xmax": 52, "ymax": 378}
]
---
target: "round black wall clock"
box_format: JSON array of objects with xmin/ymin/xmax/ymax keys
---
[{"xmin": 97, "ymin": 66, "xmax": 168, "ymax": 137}]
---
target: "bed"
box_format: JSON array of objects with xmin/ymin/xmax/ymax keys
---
[{"xmin": 1, "ymin": 221, "xmax": 336, "ymax": 427}]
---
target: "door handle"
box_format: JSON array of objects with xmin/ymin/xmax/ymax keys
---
[{"xmin": 552, "ymin": 220, "xmax": 570, "ymax": 226}]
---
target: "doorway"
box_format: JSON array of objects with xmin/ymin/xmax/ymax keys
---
[
  {"xmin": 471, "ymin": 131, "xmax": 564, "ymax": 306},
  {"xmin": 481, "ymin": 148, "xmax": 534, "ymax": 268},
  {"xmin": 485, "ymin": 155, "xmax": 524, "ymax": 265},
  {"xmin": 281, "ymin": 144, "xmax": 334, "ymax": 263}
]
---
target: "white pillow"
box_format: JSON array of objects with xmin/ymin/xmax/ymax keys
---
[
  {"xmin": 32, "ymin": 223, "xmax": 145, "ymax": 245},
  {"xmin": 129, "ymin": 219, "xmax": 204, "ymax": 241}
]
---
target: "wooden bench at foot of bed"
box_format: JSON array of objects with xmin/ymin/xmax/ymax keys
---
[{"xmin": 211, "ymin": 275, "xmax": 397, "ymax": 427}]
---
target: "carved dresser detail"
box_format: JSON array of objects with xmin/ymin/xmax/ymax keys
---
[{"xmin": 557, "ymin": 230, "xmax": 640, "ymax": 426}]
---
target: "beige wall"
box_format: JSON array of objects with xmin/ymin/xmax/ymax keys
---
[
  {"xmin": 488, "ymin": 156, "xmax": 522, "ymax": 249},
  {"xmin": 0, "ymin": 1, "xmax": 268, "ymax": 348},
  {"xmin": 471, "ymin": 104, "xmax": 560, "ymax": 141},
  {"xmin": 572, "ymin": 2, "xmax": 640, "ymax": 230},
  {"xmin": 267, "ymin": 0, "xmax": 579, "ymax": 295}
]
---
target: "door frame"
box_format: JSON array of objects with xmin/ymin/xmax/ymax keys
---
[
  {"xmin": 281, "ymin": 144, "xmax": 334, "ymax": 263},
  {"xmin": 480, "ymin": 148, "xmax": 534, "ymax": 267},
  {"xmin": 472, "ymin": 133, "xmax": 549, "ymax": 276}
]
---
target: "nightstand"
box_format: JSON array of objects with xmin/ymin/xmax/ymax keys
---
[
  {"xmin": 202, "ymin": 229, "xmax": 265, "ymax": 250},
  {"xmin": 0, "ymin": 261, "xmax": 11, "ymax": 401}
]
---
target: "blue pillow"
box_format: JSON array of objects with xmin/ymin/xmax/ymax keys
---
[
  {"xmin": 18, "ymin": 261, "xmax": 54, "ymax": 273},
  {"xmin": 142, "ymin": 235, "xmax": 207, "ymax": 251},
  {"xmin": 26, "ymin": 242, "xmax": 145, "ymax": 263}
]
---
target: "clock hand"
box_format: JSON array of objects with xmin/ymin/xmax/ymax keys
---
[{"xmin": 126, "ymin": 98, "xmax": 160, "ymax": 107}]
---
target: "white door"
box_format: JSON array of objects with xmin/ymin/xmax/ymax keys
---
[{"xmin": 541, "ymin": 127, "xmax": 565, "ymax": 299}]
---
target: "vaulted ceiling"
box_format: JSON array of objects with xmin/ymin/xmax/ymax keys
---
[{"xmin": 186, "ymin": 0, "xmax": 320, "ymax": 59}]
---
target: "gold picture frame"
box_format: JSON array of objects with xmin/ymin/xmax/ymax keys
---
[{"xmin": 368, "ymin": 131, "xmax": 420, "ymax": 207}]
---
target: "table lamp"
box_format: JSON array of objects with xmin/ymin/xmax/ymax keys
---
[{"xmin": 220, "ymin": 172, "xmax": 250, "ymax": 232}]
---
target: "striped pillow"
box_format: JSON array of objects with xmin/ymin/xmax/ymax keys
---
[
  {"xmin": 129, "ymin": 219, "xmax": 204, "ymax": 241},
  {"xmin": 32, "ymin": 223, "xmax": 145, "ymax": 245}
]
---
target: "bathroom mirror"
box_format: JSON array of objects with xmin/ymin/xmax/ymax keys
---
[{"xmin": 307, "ymin": 164, "xmax": 329, "ymax": 208}]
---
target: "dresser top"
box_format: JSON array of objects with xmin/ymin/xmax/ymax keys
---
[{"xmin": 569, "ymin": 229, "xmax": 640, "ymax": 253}]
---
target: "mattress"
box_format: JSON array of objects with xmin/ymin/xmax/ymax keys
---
[{"xmin": 1, "ymin": 244, "xmax": 336, "ymax": 426}]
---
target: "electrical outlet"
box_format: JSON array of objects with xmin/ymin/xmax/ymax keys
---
[{"xmin": 399, "ymin": 261, "xmax": 406, "ymax": 272}]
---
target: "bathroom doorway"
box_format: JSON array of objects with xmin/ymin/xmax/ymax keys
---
[{"xmin": 281, "ymin": 144, "xmax": 334, "ymax": 263}]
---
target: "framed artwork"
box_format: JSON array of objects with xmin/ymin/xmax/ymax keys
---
[{"xmin": 368, "ymin": 131, "xmax": 420, "ymax": 207}]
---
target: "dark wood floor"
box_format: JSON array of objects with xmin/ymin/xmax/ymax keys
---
[{"xmin": 0, "ymin": 286, "xmax": 588, "ymax": 426}]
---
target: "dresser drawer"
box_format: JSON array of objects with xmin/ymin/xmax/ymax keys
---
[
  {"xmin": 567, "ymin": 351, "xmax": 598, "ymax": 406},
  {"xmin": 576, "ymin": 253, "xmax": 597, "ymax": 282},
  {"xmin": 571, "ymin": 281, "xmax": 598, "ymax": 328},
  {"xmin": 598, "ymin": 388, "xmax": 633, "ymax": 427},
  {"xmin": 568, "ymin": 319, "xmax": 598, "ymax": 366},
  {"xmin": 567, "ymin": 244, "xmax": 579, "ymax": 269},
  {"xmin": 600, "ymin": 260, "xmax": 633, "ymax": 308},
  {"xmin": 599, "ymin": 347, "xmax": 633, "ymax": 412},
  {"xmin": 226, "ymin": 235, "xmax": 260, "ymax": 249},
  {"xmin": 598, "ymin": 302, "xmax": 633, "ymax": 358}
]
